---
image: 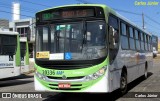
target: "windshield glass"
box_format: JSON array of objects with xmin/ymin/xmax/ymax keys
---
[
  {"xmin": 36, "ymin": 21, "xmax": 107, "ymax": 60},
  {"xmin": 0, "ymin": 35, "xmax": 17, "ymax": 55}
]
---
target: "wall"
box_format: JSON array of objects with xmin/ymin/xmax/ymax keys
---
[{"xmin": 9, "ymin": 18, "xmax": 36, "ymax": 58}]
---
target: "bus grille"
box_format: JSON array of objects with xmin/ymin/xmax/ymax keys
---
[
  {"xmin": 35, "ymin": 57, "xmax": 106, "ymax": 70},
  {"xmin": 53, "ymin": 88, "xmax": 81, "ymax": 90},
  {"xmin": 40, "ymin": 64, "xmax": 92, "ymax": 70}
]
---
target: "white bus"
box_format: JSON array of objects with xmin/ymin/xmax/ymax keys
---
[
  {"xmin": 0, "ymin": 31, "xmax": 21, "ymax": 79},
  {"xmin": 20, "ymin": 37, "xmax": 29, "ymax": 73},
  {"xmin": 34, "ymin": 4, "xmax": 153, "ymax": 94}
]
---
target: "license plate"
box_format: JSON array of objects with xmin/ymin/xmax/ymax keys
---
[{"xmin": 58, "ymin": 83, "xmax": 71, "ymax": 88}]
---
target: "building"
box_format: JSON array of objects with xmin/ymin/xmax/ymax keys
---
[
  {"xmin": 9, "ymin": 18, "xmax": 36, "ymax": 58},
  {"xmin": 9, "ymin": 2, "xmax": 36, "ymax": 58},
  {"xmin": 0, "ymin": 19, "xmax": 9, "ymax": 30},
  {"xmin": 0, "ymin": 2, "xmax": 36, "ymax": 58}
]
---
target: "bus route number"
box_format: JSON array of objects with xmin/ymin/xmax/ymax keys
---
[{"xmin": 42, "ymin": 70, "xmax": 55, "ymax": 75}]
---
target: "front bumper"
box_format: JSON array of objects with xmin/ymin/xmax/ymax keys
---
[{"xmin": 34, "ymin": 72, "xmax": 110, "ymax": 93}]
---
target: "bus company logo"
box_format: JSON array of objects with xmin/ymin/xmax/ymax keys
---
[
  {"xmin": 72, "ymin": 71, "xmax": 84, "ymax": 74},
  {"xmin": 62, "ymin": 75, "xmax": 67, "ymax": 79},
  {"xmin": 2, "ymin": 93, "xmax": 11, "ymax": 98}
]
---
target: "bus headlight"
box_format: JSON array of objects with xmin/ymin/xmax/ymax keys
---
[
  {"xmin": 85, "ymin": 66, "xmax": 107, "ymax": 81},
  {"xmin": 35, "ymin": 71, "xmax": 46, "ymax": 80}
]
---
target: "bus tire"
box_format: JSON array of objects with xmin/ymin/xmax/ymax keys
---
[{"xmin": 120, "ymin": 71, "xmax": 127, "ymax": 95}]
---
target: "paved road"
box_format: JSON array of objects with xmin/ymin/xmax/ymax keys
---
[{"xmin": 0, "ymin": 57, "xmax": 159, "ymax": 101}]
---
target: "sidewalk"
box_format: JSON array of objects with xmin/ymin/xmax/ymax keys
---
[{"xmin": 23, "ymin": 58, "xmax": 35, "ymax": 75}]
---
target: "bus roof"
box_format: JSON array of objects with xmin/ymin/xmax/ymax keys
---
[
  {"xmin": 36, "ymin": 4, "xmax": 107, "ymax": 14},
  {"xmin": 0, "ymin": 31, "xmax": 19, "ymax": 35}
]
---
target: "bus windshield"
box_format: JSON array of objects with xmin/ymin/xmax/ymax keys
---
[{"xmin": 36, "ymin": 21, "xmax": 107, "ymax": 60}]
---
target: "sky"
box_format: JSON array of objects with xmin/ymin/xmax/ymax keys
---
[{"xmin": 0, "ymin": 0, "xmax": 159, "ymax": 37}]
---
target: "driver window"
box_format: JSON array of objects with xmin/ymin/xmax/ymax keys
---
[
  {"xmin": 108, "ymin": 15, "xmax": 119, "ymax": 64},
  {"xmin": 109, "ymin": 15, "xmax": 119, "ymax": 45}
]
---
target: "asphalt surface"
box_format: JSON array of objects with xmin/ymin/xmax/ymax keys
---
[{"xmin": 0, "ymin": 57, "xmax": 159, "ymax": 101}]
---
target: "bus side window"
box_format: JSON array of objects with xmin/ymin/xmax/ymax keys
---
[
  {"xmin": 121, "ymin": 22, "xmax": 129, "ymax": 50},
  {"xmin": 129, "ymin": 27, "xmax": 135, "ymax": 50}
]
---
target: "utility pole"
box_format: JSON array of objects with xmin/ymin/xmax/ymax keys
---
[{"xmin": 142, "ymin": 12, "xmax": 145, "ymax": 29}]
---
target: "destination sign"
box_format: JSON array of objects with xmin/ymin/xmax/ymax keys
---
[{"xmin": 41, "ymin": 9, "xmax": 94, "ymax": 20}]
